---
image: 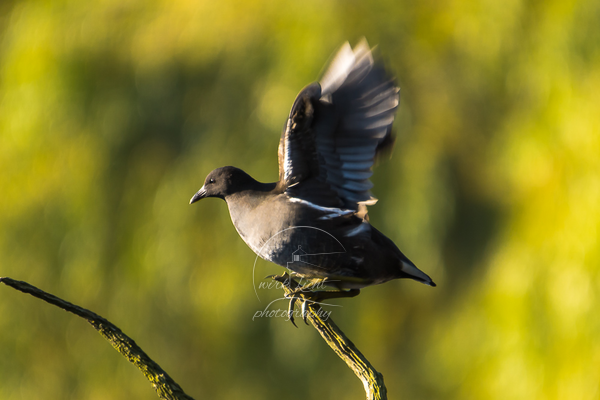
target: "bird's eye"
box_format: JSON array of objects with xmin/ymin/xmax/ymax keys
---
[{"xmin": 209, "ymin": 178, "xmax": 215, "ymax": 184}]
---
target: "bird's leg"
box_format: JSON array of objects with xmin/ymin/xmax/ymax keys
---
[
  {"xmin": 288, "ymin": 277, "xmax": 360, "ymax": 299},
  {"xmin": 298, "ymin": 288, "xmax": 361, "ymax": 325},
  {"xmin": 264, "ymin": 271, "xmax": 296, "ymax": 287},
  {"xmin": 266, "ymin": 274, "xmax": 361, "ymax": 326},
  {"xmin": 265, "ymin": 272, "xmax": 303, "ymax": 327},
  {"xmin": 287, "ymin": 278, "xmax": 362, "ymax": 325},
  {"xmin": 289, "ymin": 277, "xmax": 329, "ymax": 294}
]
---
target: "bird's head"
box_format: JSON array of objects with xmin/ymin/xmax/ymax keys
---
[{"xmin": 189, "ymin": 166, "xmax": 254, "ymax": 204}]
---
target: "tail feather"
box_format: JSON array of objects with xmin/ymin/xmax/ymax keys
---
[{"xmin": 400, "ymin": 259, "xmax": 436, "ymax": 287}]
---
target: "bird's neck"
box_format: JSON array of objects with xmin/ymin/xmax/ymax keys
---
[
  {"xmin": 223, "ymin": 182, "xmax": 279, "ymax": 253},
  {"xmin": 224, "ymin": 181, "xmax": 278, "ymax": 207}
]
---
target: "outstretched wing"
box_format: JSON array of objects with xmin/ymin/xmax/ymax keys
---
[{"xmin": 277, "ymin": 39, "xmax": 399, "ymax": 210}]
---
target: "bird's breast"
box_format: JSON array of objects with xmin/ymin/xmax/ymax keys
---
[{"xmin": 225, "ymin": 194, "xmax": 291, "ymax": 261}]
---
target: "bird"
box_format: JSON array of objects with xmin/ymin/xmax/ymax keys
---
[{"xmin": 190, "ymin": 39, "xmax": 435, "ymax": 323}]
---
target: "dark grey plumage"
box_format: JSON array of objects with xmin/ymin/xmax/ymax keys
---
[{"xmin": 190, "ymin": 39, "xmax": 435, "ymax": 289}]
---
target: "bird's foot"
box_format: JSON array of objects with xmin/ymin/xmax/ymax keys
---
[
  {"xmin": 265, "ymin": 272, "xmax": 303, "ymax": 327},
  {"xmin": 289, "ymin": 287, "xmax": 361, "ymax": 326},
  {"xmin": 264, "ymin": 272, "xmax": 297, "ymax": 287},
  {"xmin": 265, "ymin": 274, "xmax": 360, "ymax": 327}
]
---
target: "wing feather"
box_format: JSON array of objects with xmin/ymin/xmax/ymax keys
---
[{"xmin": 277, "ymin": 39, "xmax": 399, "ymax": 210}]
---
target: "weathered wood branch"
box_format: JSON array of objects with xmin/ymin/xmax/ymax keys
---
[
  {"xmin": 2, "ymin": 276, "xmax": 387, "ymax": 400},
  {"xmin": 281, "ymin": 279, "xmax": 387, "ymax": 400},
  {"xmin": 0, "ymin": 277, "xmax": 194, "ymax": 400}
]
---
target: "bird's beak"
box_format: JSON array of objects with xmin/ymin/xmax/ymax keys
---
[{"xmin": 189, "ymin": 186, "xmax": 207, "ymax": 204}]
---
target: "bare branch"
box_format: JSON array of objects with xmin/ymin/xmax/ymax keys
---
[
  {"xmin": 0, "ymin": 277, "xmax": 194, "ymax": 400},
  {"xmin": 281, "ymin": 280, "xmax": 388, "ymax": 400},
  {"xmin": 2, "ymin": 275, "xmax": 387, "ymax": 399}
]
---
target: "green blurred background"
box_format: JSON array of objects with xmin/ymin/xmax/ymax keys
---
[{"xmin": 1, "ymin": 0, "xmax": 599, "ymax": 399}]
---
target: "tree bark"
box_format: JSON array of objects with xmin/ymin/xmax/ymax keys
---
[{"xmin": 2, "ymin": 276, "xmax": 387, "ymax": 400}]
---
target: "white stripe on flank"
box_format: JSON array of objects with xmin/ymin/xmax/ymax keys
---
[
  {"xmin": 288, "ymin": 196, "xmax": 353, "ymax": 218},
  {"xmin": 318, "ymin": 211, "xmax": 354, "ymax": 220}
]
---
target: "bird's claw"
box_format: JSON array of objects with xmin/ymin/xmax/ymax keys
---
[
  {"xmin": 301, "ymin": 299, "xmax": 310, "ymax": 325},
  {"xmin": 267, "ymin": 273, "xmax": 301, "ymax": 327},
  {"xmin": 265, "ymin": 273, "xmax": 360, "ymax": 327},
  {"xmin": 286, "ymin": 293, "xmax": 299, "ymax": 328},
  {"xmin": 283, "ymin": 293, "xmax": 312, "ymax": 327}
]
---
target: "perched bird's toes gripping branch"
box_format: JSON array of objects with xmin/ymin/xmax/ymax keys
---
[{"xmin": 266, "ymin": 273, "xmax": 361, "ymax": 327}]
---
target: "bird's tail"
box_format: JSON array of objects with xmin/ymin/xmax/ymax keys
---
[{"xmin": 400, "ymin": 259, "xmax": 436, "ymax": 287}]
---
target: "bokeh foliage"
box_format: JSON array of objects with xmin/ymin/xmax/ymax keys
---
[{"xmin": 1, "ymin": 0, "xmax": 599, "ymax": 399}]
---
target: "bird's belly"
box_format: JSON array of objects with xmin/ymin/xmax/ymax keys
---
[
  {"xmin": 241, "ymin": 225, "xmax": 365, "ymax": 281},
  {"xmin": 227, "ymin": 196, "xmax": 375, "ymax": 281},
  {"xmin": 232, "ymin": 211, "xmax": 345, "ymax": 267}
]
